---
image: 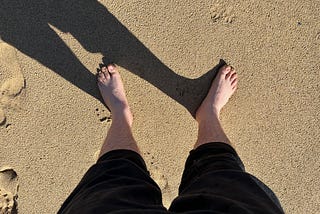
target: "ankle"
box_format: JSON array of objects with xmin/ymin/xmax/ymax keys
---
[
  {"xmin": 111, "ymin": 107, "xmax": 133, "ymax": 126},
  {"xmin": 195, "ymin": 115, "xmax": 232, "ymax": 149},
  {"xmin": 196, "ymin": 106, "xmax": 220, "ymax": 124}
]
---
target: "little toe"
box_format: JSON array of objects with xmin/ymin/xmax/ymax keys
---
[
  {"xmin": 232, "ymin": 84, "xmax": 238, "ymax": 91},
  {"xmin": 231, "ymin": 78, "xmax": 238, "ymax": 88}
]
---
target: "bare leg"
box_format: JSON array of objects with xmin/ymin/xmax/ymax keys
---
[
  {"xmin": 195, "ymin": 65, "xmax": 238, "ymax": 149},
  {"xmin": 97, "ymin": 64, "xmax": 139, "ymax": 158}
]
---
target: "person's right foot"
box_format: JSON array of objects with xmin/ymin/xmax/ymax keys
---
[{"xmin": 196, "ymin": 65, "xmax": 238, "ymax": 122}]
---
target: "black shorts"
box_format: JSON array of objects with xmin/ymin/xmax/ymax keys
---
[{"xmin": 58, "ymin": 142, "xmax": 284, "ymax": 214}]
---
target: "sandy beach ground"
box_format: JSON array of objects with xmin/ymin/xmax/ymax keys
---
[{"xmin": 0, "ymin": 0, "xmax": 319, "ymax": 213}]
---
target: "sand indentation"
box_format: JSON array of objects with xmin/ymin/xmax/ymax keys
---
[
  {"xmin": 316, "ymin": 31, "xmax": 320, "ymax": 40},
  {"xmin": 150, "ymin": 166, "xmax": 168, "ymax": 190},
  {"xmin": 93, "ymin": 150, "xmax": 100, "ymax": 161},
  {"xmin": 0, "ymin": 109, "xmax": 5, "ymax": 125},
  {"xmin": 0, "ymin": 43, "xmax": 25, "ymax": 126},
  {"xmin": 0, "ymin": 77, "xmax": 24, "ymax": 98},
  {"xmin": 0, "ymin": 167, "xmax": 18, "ymax": 214},
  {"xmin": 149, "ymin": 165, "xmax": 173, "ymax": 207},
  {"xmin": 210, "ymin": 1, "xmax": 235, "ymax": 23},
  {"xmin": 95, "ymin": 108, "xmax": 111, "ymax": 123}
]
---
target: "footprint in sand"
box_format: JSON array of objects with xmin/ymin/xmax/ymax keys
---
[
  {"xmin": 149, "ymin": 166, "xmax": 169, "ymax": 191},
  {"xmin": 210, "ymin": 1, "xmax": 235, "ymax": 24},
  {"xmin": 95, "ymin": 108, "xmax": 111, "ymax": 123},
  {"xmin": 149, "ymin": 166, "xmax": 173, "ymax": 207},
  {"xmin": 0, "ymin": 42, "xmax": 25, "ymax": 126},
  {"xmin": 0, "ymin": 167, "xmax": 18, "ymax": 214}
]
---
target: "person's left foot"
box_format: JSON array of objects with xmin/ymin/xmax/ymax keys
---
[
  {"xmin": 195, "ymin": 65, "xmax": 237, "ymax": 122},
  {"xmin": 97, "ymin": 64, "xmax": 133, "ymax": 124}
]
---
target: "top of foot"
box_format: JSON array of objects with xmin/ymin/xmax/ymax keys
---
[{"xmin": 196, "ymin": 65, "xmax": 238, "ymax": 122}]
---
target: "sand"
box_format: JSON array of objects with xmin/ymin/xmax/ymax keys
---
[{"xmin": 0, "ymin": 0, "xmax": 319, "ymax": 213}]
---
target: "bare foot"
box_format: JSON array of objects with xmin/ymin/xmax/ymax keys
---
[
  {"xmin": 196, "ymin": 65, "xmax": 238, "ymax": 122},
  {"xmin": 97, "ymin": 64, "xmax": 133, "ymax": 124}
]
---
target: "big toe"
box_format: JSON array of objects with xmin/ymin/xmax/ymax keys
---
[
  {"xmin": 107, "ymin": 64, "xmax": 117, "ymax": 74},
  {"xmin": 220, "ymin": 65, "xmax": 232, "ymax": 75}
]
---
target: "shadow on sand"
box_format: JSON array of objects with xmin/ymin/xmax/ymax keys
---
[{"xmin": 0, "ymin": 0, "xmax": 225, "ymax": 116}]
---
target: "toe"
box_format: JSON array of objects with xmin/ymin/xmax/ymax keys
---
[
  {"xmin": 101, "ymin": 66, "xmax": 110, "ymax": 80},
  {"xmin": 230, "ymin": 72, "xmax": 237, "ymax": 82},
  {"xmin": 226, "ymin": 68, "xmax": 236, "ymax": 80},
  {"xmin": 231, "ymin": 78, "xmax": 238, "ymax": 88},
  {"xmin": 220, "ymin": 65, "xmax": 231, "ymax": 75},
  {"xmin": 98, "ymin": 71, "xmax": 107, "ymax": 83},
  {"xmin": 232, "ymin": 85, "xmax": 237, "ymax": 92},
  {"xmin": 101, "ymin": 66, "xmax": 108, "ymax": 73},
  {"xmin": 222, "ymin": 66, "xmax": 233, "ymax": 79},
  {"xmin": 107, "ymin": 64, "xmax": 117, "ymax": 74}
]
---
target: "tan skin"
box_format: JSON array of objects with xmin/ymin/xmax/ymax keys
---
[{"xmin": 97, "ymin": 64, "xmax": 238, "ymax": 158}]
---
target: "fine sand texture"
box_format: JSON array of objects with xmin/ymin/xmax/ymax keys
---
[{"xmin": 0, "ymin": 0, "xmax": 319, "ymax": 213}]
